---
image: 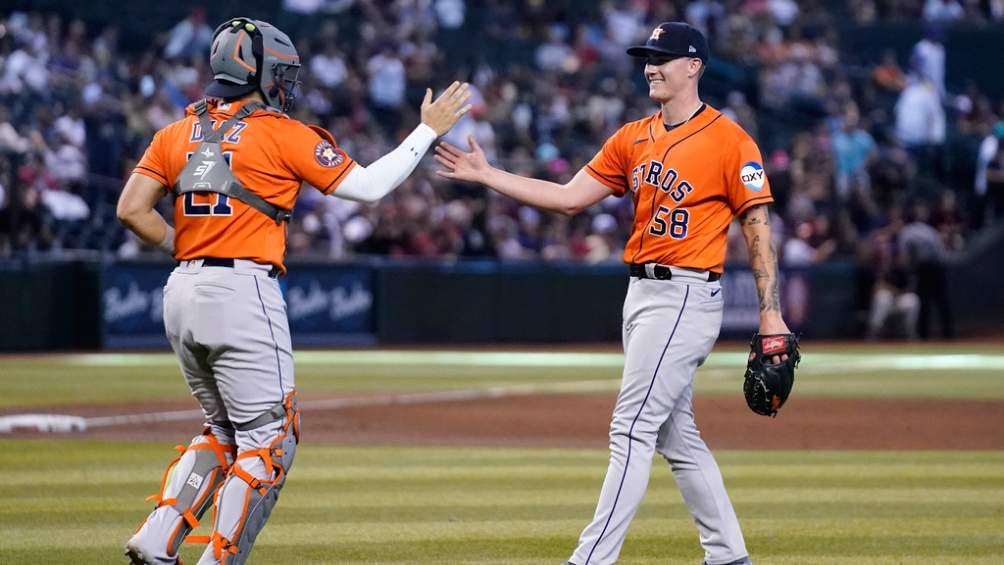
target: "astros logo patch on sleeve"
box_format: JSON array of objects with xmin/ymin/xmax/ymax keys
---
[
  {"xmin": 314, "ymin": 140, "xmax": 345, "ymax": 167},
  {"xmin": 740, "ymin": 161, "xmax": 766, "ymax": 191}
]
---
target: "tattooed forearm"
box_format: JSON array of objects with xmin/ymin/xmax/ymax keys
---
[
  {"xmin": 741, "ymin": 205, "xmax": 781, "ymax": 313},
  {"xmin": 753, "ymin": 267, "xmax": 781, "ymax": 312},
  {"xmin": 740, "ymin": 205, "xmax": 770, "ymax": 226}
]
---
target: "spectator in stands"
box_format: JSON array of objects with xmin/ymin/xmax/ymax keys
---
[
  {"xmin": 0, "ymin": 5, "xmax": 1001, "ymax": 263},
  {"xmin": 899, "ymin": 202, "xmax": 954, "ymax": 339},
  {"xmin": 721, "ymin": 90, "xmax": 758, "ymax": 141},
  {"xmin": 367, "ymin": 45, "xmax": 407, "ymax": 135},
  {"xmin": 783, "ymin": 220, "xmax": 837, "ymax": 267},
  {"xmin": 992, "ymin": 0, "xmax": 1004, "ymax": 20},
  {"xmin": 434, "ymin": 0, "xmax": 465, "ymax": 31},
  {"xmin": 872, "ymin": 50, "xmax": 906, "ymax": 93},
  {"xmin": 976, "ymin": 121, "xmax": 1004, "ymax": 223},
  {"xmin": 0, "ymin": 108, "xmax": 30, "ymax": 154},
  {"xmin": 32, "ymin": 129, "xmax": 85, "ymax": 184},
  {"xmin": 0, "ymin": 35, "xmax": 49, "ymax": 96},
  {"xmin": 895, "ymin": 66, "xmax": 946, "ymax": 181},
  {"xmin": 311, "ymin": 43, "xmax": 349, "ymax": 89},
  {"xmin": 850, "ymin": 0, "xmax": 878, "ymax": 24},
  {"xmin": 684, "ymin": 0, "xmax": 725, "ymax": 38},
  {"xmin": 602, "ymin": 1, "xmax": 645, "ymax": 48},
  {"xmin": 911, "ymin": 25, "xmax": 946, "ymax": 97},
  {"xmin": 861, "ymin": 205, "xmax": 914, "ymax": 339},
  {"xmin": 535, "ymin": 25, "xmax": 575, "ymax": 73},
  {"xmin": 923, "ymin": 0, "xmax": 965, "ymax": 23},
  {"xmin": 832, "ymin": 102, "xmax": 877, "ymax": 199},
  {"xmin": 983, "ymin": 130, "xmax": 1004, "ymax": 222},
  {"xmin": 867, "ymin": 265, "xmax": 920, "ymax": 339},
  {"xmin": 930, "ymin": 189, "xmax": 966, "ymax": 251},
  {"xmin": 8, "ymin": 169, "xmax": 54, "ymax": 252},
  {"xmin": 163, "ymin": 7, "xmax": 213, "ymax": 60}
]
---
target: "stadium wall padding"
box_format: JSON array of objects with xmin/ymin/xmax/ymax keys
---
[
  {"xmin": 948, "ymin": 225, "xmax": 1004, "ymax": 336},
  {"xmin": 0, "ymin": 258, "xmax": 891, "ymax": 349},
  {"xmin": 0, "ymin": 259, "xmax": 100, "ymax": 351},
  {"xmin": 2, "ymin": 256, "xmax": 1000, "ymax": 351}
]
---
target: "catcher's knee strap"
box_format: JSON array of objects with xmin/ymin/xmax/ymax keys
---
[
  {"xmin": 234, "ymin": 391, "xmax": 299, "ymax": 434},
  {"xmin": 205, "ymin": 392, "xmax": 299, "ymax": 563},
  {"xmin": 145, "ymin": 429, "xmax": 235, "ymax": 555}
]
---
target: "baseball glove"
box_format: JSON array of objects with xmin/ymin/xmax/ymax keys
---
[{"xmin": 743, "ymin": 332, "xmax": 800, "ymax": 417}]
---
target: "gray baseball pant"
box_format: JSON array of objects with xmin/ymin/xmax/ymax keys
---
[
  {"xmin": 570, "ymin": 270, "xmax": 748, "ymax": 565},
  {"xmin": 128, "ymin": 259, "xmax": 296, "ymax": 565}
]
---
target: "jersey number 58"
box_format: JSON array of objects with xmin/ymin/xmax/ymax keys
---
[{"xmin": 649, "ymin": 206, "xmax": 689, "ymax": 239}]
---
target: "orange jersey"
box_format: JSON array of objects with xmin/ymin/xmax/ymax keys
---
[
  {"xmin": 584, "ymin": 105, "xmax": 772, "ymax": 273},
  {"xmin": 133, "ymin": 99, "xmax": 357, "ymax": 273}
]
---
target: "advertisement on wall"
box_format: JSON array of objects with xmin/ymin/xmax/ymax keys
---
[
  {"xmin": 101, "ymin": 262, "xmax": 170, "ymax": 348},
  {"xmin": 283, "ymin": 265, "xmax": 376, "ymax": 345},
  {"xmin": 101, "ymin": 262, "xmax": 376, "ymax": 348}
]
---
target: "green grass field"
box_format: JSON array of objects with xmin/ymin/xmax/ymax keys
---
[
  {"xmin": 4, "ymin": 344, "xmax": 1004, "ymax": 407},
  {"xmin": 2, "ymin": 345, "xmax": 1003, "ymax": 564}
]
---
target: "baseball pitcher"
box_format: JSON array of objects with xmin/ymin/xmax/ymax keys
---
[
  {"xmin": 117, "ymin": 17, "xmax": 470, "ymax": 565},
  {"xmin": 436, "ymin": 22, "xmax": 799, "ymax": 565}
]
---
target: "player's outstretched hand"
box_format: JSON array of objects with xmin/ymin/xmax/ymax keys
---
[
  {"xmin": 421, "ymin": 81, "xmax": 472, "ymax": 136},
  {"xmin": 434, "ymin": 135, "xmax": 491, "ymax": 184}
]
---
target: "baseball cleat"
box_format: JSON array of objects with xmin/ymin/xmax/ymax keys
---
[
  {"xmin": 124, "ymin": 544, "xmax": 149, "ymax": 564},
  {"xmin": 124, "ymin": 542, "xmax": 175, "ymax": 565},
  {"xmin": 703, "ymin": 558, "xmax": 752, "ymax": 565}
]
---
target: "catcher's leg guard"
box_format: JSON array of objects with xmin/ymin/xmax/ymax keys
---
[
  {"xmin": 126, "ymin": 425, "xmax": 236, "ymax": 564},
  {"xmin": 198, "ymin": 392, "xmax": 299, "ymax": 565}
]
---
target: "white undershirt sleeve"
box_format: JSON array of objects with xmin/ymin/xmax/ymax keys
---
[{"xmin": 333, "ymin": 123, "xmax": 438, "ymax": 203}]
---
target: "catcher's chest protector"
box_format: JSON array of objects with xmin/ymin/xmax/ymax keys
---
[{"xmin": 175, "ymin": 99, "xmax": 292, "ymax": 224}]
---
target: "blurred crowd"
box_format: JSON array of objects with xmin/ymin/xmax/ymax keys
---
[{"xmin": 2, "ymin": 1, "xmax": 1004, "ymax": 339}]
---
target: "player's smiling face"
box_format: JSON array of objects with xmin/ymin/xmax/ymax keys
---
[{"xmin": 644, "ymin": 56, "xmax": 697, "ymax": 102}]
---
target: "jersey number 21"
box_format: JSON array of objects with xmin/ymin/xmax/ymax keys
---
[{"xmin": 182, "ymin": 151, "xmax": 233, "ymax": 217}]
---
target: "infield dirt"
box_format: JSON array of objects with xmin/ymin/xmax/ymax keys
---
[{"xmin": 6, "ymin": 394, "xmax": 1003, "ymax": 450}]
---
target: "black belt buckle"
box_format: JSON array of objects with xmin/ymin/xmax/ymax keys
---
[
  {"xmin": 629, "ymin": 263, "xmax": 721, "ymax": 282},
  {"xmin": 651, "ymin": 265, "xmax": 672, "ymax": 280}
]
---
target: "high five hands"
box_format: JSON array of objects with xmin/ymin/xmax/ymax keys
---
[
  {"xmin": 421, "ymin": 81, "xmax": 473, "ymax": 136},
  {"xmin": 434, "ymin": 134, "xmax": 490, "ymax": 184}
]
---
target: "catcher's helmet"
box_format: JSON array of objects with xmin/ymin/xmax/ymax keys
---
[{"xmin": 205, "ymin": 17, "xmax": 300, "ymax": 112}]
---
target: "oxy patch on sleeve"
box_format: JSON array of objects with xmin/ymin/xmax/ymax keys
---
[{"xmin": 740, "ymin": 161, "xmax": 766, "ymax": 191}]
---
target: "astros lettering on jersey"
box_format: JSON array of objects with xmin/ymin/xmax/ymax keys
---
[
  {"xmin": 584, "ymin": 105, "xmax": 772, "ymax": 273},
  {"xmin": 134, "ymin": 99, "xmax": 356, "ymax": 273}
]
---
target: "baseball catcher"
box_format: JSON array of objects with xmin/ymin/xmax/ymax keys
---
[{"xmin": 744, "ymin": 333, "xmax": 800, "ymax": 416}]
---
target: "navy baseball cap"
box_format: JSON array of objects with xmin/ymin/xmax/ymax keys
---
[{"xmin": 627, "ymin": 22, "xmax": 709, "ymax": 62}]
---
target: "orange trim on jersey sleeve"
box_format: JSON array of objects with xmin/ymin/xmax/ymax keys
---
[
  {"xmin": 584, "ymin": 164, "xmax": 625, "ymax": 194},
  {"xmin": 322, "ymin": 159, "xmax": 357, "ymax": 195},
  {"xmin": 307, "ymin": 125, "xmax": 336, "ymax": 145},
  {"xmin": 133, "ymin": 125, "xmax": 181, "ymax": 188},
  {"xmin": 282, "ymin": 122, "xmax": 357, "ymax": 195},
  {"xmin": 733, "ymin": 194, "xmax": 774, "ymax": 217},
  {"xmin": 585, "ymin": 122, "xmax": 642, "ymax": 197},
  {"xmin": 133, "ymin": 165, "xmax": 170, "ymax": 187}
]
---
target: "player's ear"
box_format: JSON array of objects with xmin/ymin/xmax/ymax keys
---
[{"xmin": 689, "ymin": 59, "xmax": 702, "ymax": 79}]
